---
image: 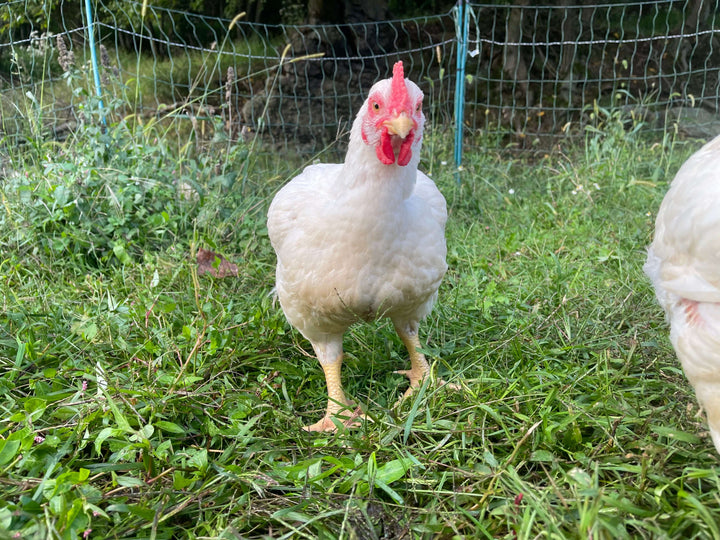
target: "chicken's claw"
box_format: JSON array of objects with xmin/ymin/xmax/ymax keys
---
[{"xmin": 303, "ymin": 405, "xmax": 365, "ymax": 432}]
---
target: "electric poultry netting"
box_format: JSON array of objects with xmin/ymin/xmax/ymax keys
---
[{"xmin": 1, "ymin": 0, "xmax": 718, "ymax": 158}]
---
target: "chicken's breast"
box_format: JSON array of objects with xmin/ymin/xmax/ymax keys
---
[{"xmin": 267, "ymin": 163, "xmax": 447, "ymax": 343}]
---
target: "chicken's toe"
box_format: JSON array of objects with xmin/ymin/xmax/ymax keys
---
[
  {"xmin": 394, "ymin": 367, "xmax": 428, "ymax": 389},
  {"xmin": 303, "ymin": 405, "xmax": 364, "ymax": 432}
]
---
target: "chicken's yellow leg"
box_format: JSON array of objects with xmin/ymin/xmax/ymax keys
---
[
  {"xmin": 395, "ymin": 324, "xmax": 460, "ymax": 402},
  {"xmin": 395, "ymin": 331, "xmax": 432, "ymax": 399},
  {"xmin": 304, "ymin": 353, "xmax": 358, "ymax": 432}
]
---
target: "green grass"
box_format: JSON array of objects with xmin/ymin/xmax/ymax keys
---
[{"xmin": 2, "ymin": 95, "xmax": 720, "ymax": 539}]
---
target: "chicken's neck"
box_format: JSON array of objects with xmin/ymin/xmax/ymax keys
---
[{"xmin": 341, "ymin": 135, "xmax": 418, "ymax": 203}]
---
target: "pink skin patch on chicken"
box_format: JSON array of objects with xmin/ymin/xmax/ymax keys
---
[{"xmin": 681, "ymin": 298, "xmax": 704, "ymax": 327}]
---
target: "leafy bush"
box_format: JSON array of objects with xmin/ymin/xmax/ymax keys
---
[{"xmin": 2, "ymin": 116, "xmax": 253, "ymax": 267}]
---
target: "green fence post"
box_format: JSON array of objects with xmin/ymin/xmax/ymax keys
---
[
  {"xmin": 453, "ymin": 0, "xmax": 469, "ymax": 182},
  {"xmin": 84, "ymin": 0, "xmax": 107, "ymax": 125}
]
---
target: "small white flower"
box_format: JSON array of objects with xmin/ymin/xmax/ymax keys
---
[
  {"xmin": 441, "ymin": 161, "xmax": 447, "ymax": 166},
  {"xmin": 593, "ymin": 183, "xmax": 600, "ymax": 190},
  {"xmin": 508, "ymin": 188, "xmax": 515, "ymax": 195}
]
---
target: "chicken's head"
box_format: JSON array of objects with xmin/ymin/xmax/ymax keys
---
[{"xmin": 360, "ymin": 61, "xmax": 424, "ymax": 167}]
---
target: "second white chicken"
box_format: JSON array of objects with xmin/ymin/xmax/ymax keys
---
[{"xmin": 645, "ymin": 134, "xmax": 720, "ymax": 454}]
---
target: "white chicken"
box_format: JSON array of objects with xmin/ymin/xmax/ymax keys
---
[
  {"xmin": 645, "ymin": 134, "xmax": 720, "ymax": 454},
  {"xmin": 267, "ymin": 61, "xmax": 449, "ymax": 432}
]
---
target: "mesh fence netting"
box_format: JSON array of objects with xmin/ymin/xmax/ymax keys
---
[
  {"xmin": 1, "ymin": 0, "xmax": 719, "ymax": 160},
  {"xmin": 462, "ymin": 0, "xmax": 720, "ymax": 152}
]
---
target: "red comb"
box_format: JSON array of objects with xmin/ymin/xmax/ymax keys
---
[
  {"xmin": 392, "ymin": 62, "xmax": 405, "ymax": 90},
  {"xmin": 390, "ymin": 61, "xmax": 410, "ymax": 111}
]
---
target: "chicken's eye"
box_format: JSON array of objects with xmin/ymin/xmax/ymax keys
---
[
  {"xmin": 415, "ymin": 101, "xmax": 422, "ymax": 112},
  {"xmin": 372, "ymin": 102, "xmax": 380, "ymax": 111}
]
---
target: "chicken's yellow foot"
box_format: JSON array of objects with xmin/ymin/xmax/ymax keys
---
[
  {"xmin": 394, "ymin": 330, "xmax": 460, "ymax": 402},
  {"xmin": 304, "ymin": 353, "xmax": 361, "ymax": 432},
  {"xmin": 395, "ymin": 331, "xmax": 431, "ymax": 398}
]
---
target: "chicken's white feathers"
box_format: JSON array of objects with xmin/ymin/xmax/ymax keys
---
[
  {"xmin": 645, "ymin": 133, "xmax": 720, "ymax": 454},
  {"xmin": 268, "ymin": 162, "xmax": 446, "ymax": 343}
]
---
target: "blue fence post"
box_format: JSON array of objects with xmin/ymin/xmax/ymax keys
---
[
  {"xmin": 453, "ymin": 0, "xmax": 469, "ymax": 182},
  {"xmin": 84, "ymin": 0, "xmax": 107, "ymax": 125}
]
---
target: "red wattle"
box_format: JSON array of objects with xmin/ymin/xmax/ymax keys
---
[
  {"xmin": 397, "ymin": 132, "xmax": 414, "ymax": 166},
  {"xmin": 376, "ymin": 128, "xmax": 395, "ymax": 165}
]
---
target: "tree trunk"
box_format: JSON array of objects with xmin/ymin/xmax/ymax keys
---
[{"xmin": 502, "ymin": 0, "xmax": 533, "ymax": 122}]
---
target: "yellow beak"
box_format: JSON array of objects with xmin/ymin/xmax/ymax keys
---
[{"xmin": 383, "ymin": 113, "xmax": 413, "ymax": 139}]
